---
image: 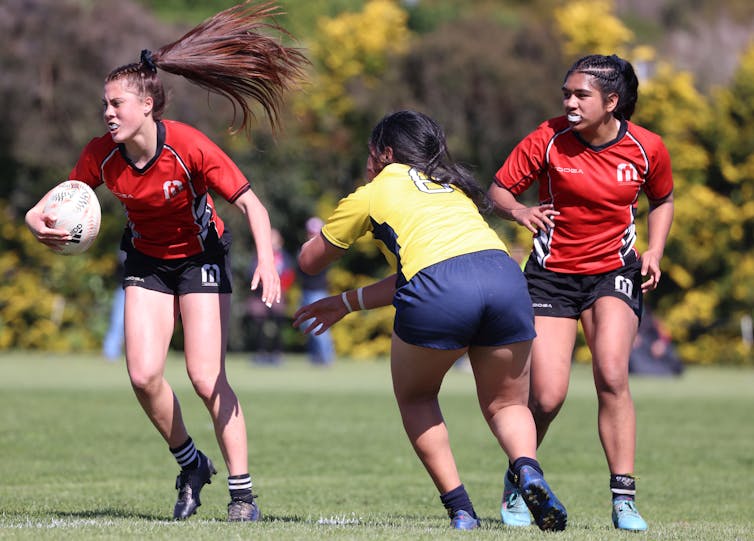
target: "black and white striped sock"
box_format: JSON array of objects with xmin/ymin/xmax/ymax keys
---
[
  {"xmin": 170, "ymin": 437, "xmax": 199, "ymax": 471},
  {"xmin": 228, "ymin": 474, "xmax": 254, "ymax": 503}
]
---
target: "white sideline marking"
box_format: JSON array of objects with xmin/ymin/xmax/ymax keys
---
[
  {"xmin": 317, "ymin": 513, "xmax": 361, "ymax": 525},
  {"xmin": 0, "ymin": 518, "xmax": 179, "ymax": 529}
]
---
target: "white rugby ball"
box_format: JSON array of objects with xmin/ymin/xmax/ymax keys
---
[{"xmin": 43, "ymin": 180, "xmax": 101, "ymax": 255}]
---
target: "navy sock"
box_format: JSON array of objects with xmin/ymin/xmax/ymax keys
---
[
  {"xmin": 229, "ymin": 474, "xmax": 254, "ymax": 502},
  {"xmin": 170, "ymin": 437, "xmax": 199, "ymax": 471},
  {"xmin": 505, "ymin": 462, "xmax": 516, "ymax": 484},
  {"xmin": 439, "ymin": 484, "xmax": 477, "ymax": 518},
  {"xmin": 611, "ymin": 473, "xmax": 636, "ymax": 502},
  {"xmin": 511, "ymin": 456, "xmax": 542, "ymax": 480}
]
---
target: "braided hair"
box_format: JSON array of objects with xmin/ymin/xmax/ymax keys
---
[
  {"xmin": 370, "ymin": 110, "xmax": 492, "ymax": 213},
  {"xmin": 564, "ymin": 54, "xmax": 639, "ymax": 120},
  {"xmin": 105, "ymin": 1, "xmax": 308, "ymax": 132}
]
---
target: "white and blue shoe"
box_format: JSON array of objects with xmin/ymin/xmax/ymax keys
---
[
  {"xmin": 612, "ymin": 498, "xmax": 648, "ymax": 531},
  {"xmin": 501, "ymin": 472, "xmax": 532, "ymax": 527}
]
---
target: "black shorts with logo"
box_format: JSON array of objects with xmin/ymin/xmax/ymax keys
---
[
  {"xmin": 122, "ymin": 228, "xmax": 233, "ymax": 295},
  {"xmin": 524, "ymin": 253, "xmax": 642, "ymax": 319}
]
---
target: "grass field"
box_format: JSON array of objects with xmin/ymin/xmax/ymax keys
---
[{"xmin": 0, "ymin": 352, "xmax": 752, "ymax": 540}]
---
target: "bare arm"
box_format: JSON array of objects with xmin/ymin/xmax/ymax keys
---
[
  {"xmin": 641, "ymin": 193, "xmax": 674, "ymax": 292},
  {"xmin": 487, "ymin": 182, "xmax": 558, "ymax": 234},
  {"xmin": 298, "ymin": 231, "xmax": 347, "ymax": 275},
  {"xmin": 292, "ymin": 274, "xmax": 397, "ymax": 335},
  {"xmin": 234, "ymin": 189, "xmax": 280, "ymax": 306}
]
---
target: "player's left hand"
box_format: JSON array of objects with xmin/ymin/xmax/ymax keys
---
[
  {"xmin": 640, "ymin": 249, "xmax": 663, "ymax": 292},
  {"xmin": 251, "ymin": 260, "xmax": 281, "ymax": 308},
  {"xmin": 293, "ymin": 295, "xmax": 349, "ymax": 335}
]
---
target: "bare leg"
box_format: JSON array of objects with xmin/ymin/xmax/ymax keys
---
[
  {"xmin": 390, "ymin": 335, "xmax": 465, "ymax": 494},
  {"xmin": 581, "ymin": 297, "xmax": 639, "ymax": 474},
  {"xmin": 471, "ymin": 339, "xmax": 567, "ymax": 532},
  {"xmin": 528, "ymin": 317, "xmax": 579, "ymax": 447},
  {"xmin": 180, "ymin": 293, "xmax": 249, "ymax": 476},
  {"xmin": 124, "ymin": 286, "xmax": 189, "ymax": 447},
  {"xmin": 468, "ymin": 340, "xmax": 536, "ymax": 460}
]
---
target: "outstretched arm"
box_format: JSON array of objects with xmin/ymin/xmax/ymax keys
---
[
  {"xmin": 293, "ymin": 274, "xmax": 397, "ymax": 335},
  {"xmin": 298, "ymin": 230, "xmax": 347, "ymax": 275}
]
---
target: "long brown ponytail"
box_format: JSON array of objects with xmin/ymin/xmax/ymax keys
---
[{"xmin": 106, "ymin": 1, "xmax": 308, "ymax": 132}]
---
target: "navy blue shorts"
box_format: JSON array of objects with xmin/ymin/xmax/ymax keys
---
[
  {"xmin": 524, "ymin": 253, "xmax": 643, "ymax": 319},
  {"xmin": 122, "ymin": 230, "xmax": 233, "ymax": 295},
  {"xmin": 393, "ymin": 250, "xmax": 536, "ymax": 349}
]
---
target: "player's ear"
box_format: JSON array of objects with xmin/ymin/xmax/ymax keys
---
[{"xmin": 143, "ymin": 95, "xmax": 154, "ymax": 116}]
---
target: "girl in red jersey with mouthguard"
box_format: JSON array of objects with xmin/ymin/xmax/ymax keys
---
[{"xmin": 489, "ymin": 54, "xmax": 674, "ymax": 532}]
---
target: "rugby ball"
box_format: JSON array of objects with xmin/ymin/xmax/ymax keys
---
[{"xmin": 43, "ymin": 180, "xmax": 101, "ymax": 255}]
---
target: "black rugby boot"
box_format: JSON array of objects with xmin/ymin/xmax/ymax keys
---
[{"xmin": 173, "ymin": 451, "xmax": 217, "ymax": 519}]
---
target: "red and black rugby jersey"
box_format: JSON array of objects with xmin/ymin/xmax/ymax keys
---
[
  {"xmin": 495, "ymin": 116, "xmax": 673, "ymax": 274},
  {"xmin": 70, "ymin": 120, "xmax": 251, "ymax": 259}
]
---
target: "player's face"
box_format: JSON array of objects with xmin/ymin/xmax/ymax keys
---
[
  {"xmin": 561, "ymin": 72, "xmax": 616, "ymax": 135},
  {"xmin": 102, "ymin": 79, "xmax": 151, "ymax": 144}
]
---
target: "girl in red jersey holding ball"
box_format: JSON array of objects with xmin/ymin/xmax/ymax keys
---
[
  {"xmin": 488, "ymin": 54, "xmax": 674, "ymax": 532},
  {"xmin": 25, "ymin": 2, "xmax": 306, "ymax": 522}
]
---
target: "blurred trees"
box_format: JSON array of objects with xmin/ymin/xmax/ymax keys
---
[{"xmin": 0, "ymin": 0, "xmax": 752, "ymax": 364}]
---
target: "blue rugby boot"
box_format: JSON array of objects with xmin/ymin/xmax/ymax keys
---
[
  {"xmin": 501, "ymin": 471, "xmax": 532, "ymax": 526},
  {"xmin": 612, "ymin": 498, "xmax": 648, "ymax": 531},
  {"xmin": 173, "ymin": 451, "xmax": 217, "ymax": 520},
  {"xmin": 228, "ymin": 496, "xmax": 261, "ymax": 522},
  {"xmin": 517, "ymin": 465, "xmax": 567, "ymax": 531},
  {"xmin": 450, "ymin": 509, "xmax": 480, "ymax": 530}
]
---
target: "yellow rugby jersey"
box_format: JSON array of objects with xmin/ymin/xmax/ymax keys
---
[{"xmin": 322, "ymin": 163, "xmax": 507, "ymax": 285}]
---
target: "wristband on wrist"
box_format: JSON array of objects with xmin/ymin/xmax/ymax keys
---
[
  {"xmin": 341, "ymin": 291, "xmax": 353, "ymax": 313},
  {"xmin": 356, "ymin": 287, "xmax": 366, "ymax": 311}
]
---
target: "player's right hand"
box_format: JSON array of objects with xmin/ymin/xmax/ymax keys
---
[
  {"xmin": 292, "ymin": 294, "xmax": 349, "ymax": 335},
  {"xmin": 511, "ymin": 203, "xmax": 559, "ymax": 234},
  {"xmin": 24, "ymin": 208, "xmax": 71, "ymax": 249}
]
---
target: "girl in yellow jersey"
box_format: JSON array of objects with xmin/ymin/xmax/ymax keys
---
[{"xmin": 293, "ymin": 110, "xmax": 567, "ymax": 531}]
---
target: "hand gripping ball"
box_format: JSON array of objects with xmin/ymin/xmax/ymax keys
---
[{"xmin": 43, "ymin": 180, "xmax": 101, "ymax": 255}]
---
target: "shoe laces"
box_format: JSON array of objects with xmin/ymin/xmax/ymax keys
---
[
  {"xmin": 504, "ymin": 489, "xmax": 523, "ymax": 508},
  {"xmin": 615, "ymin": 499, "xmax": 640, "ymax": 516},
  {"xmin": 176, "ymin": 471, "xmax": 195, "ymax": 499}
]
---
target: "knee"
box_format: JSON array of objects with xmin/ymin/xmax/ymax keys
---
[
  {"xmin": 529, "ymin": 393, "xmax": 564, "ymax": 421},
  {"xmin": 128, "ymin": 368, "xmax": 162, "ymax": 396},
  {"xmin": 595, "ymin": 364, "xmax": 630, "ymax": 397},
  {"xmin": 189, "ymin": 372, "xmax": 226, "ymax": 402}
]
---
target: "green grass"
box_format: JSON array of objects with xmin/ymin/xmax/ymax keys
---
[{"xmin": 0, "ymin": 352, "xmax": 752, "ymax": 540}]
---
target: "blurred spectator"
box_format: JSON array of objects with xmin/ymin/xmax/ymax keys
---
[
  {"xmin": 297, "ymin": 217, "xmax": 335, "ymax": 366},
  {"xmin": 245, "ymin": 229, "xmax": 295, "ymax": 364},
  {"xmin": 102, "ymin": 249, "xmax": 126, "ymax": 361},
  {"xmin": 629, "ymin": 308, "xmax": 683, "ymax": 376}
]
